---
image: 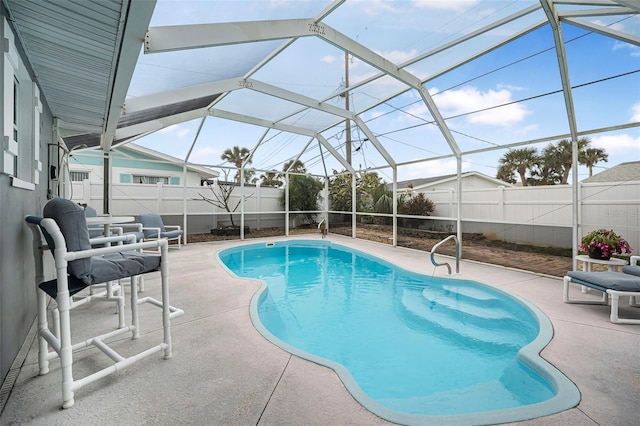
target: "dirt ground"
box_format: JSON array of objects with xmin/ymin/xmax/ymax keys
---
[{"xmin": 187, "ymin": 224, "xmax": 586, "ymax": 278}]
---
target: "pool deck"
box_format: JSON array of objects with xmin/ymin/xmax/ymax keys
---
[{"xmin": 2, "ymin": 234, "xmax": 639, "ymax": 425}]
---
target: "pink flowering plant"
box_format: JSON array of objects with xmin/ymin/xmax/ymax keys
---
[{"xmin": 579, "ymin": 229, "xmax": 633, "ymax": 257}]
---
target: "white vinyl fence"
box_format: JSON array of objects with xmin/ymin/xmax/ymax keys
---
[
  {"xmin": 72, "ymin": 180, "xmax": 639, "ymax": 251},
  {"xmin": 425, "ymin": 181, "xmax": 638, "ymax": 250}
]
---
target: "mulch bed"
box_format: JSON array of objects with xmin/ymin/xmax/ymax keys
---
[{"xmin": 186, "ymin": 224, "xmax": 585, "ymax": 277}]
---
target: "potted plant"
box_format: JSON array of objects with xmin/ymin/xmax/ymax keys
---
[{"xmin": 579, "ymin": 229, "xmax": 633, "ymax": 260}]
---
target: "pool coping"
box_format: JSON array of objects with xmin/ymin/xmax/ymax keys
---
[{"xmin": 217, "ymin": 239, "xmax": 581, "ymax": 426}]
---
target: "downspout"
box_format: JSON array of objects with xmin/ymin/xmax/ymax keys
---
[{"xmin": 103, "ymin": 150, "xmax": 110, "ymax": 215}]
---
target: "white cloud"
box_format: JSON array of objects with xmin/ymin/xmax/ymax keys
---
[
  {"xmin": 613, "ymin": 41, "xmax": 640, "ymax": 57},
  {"xmin": 592, "ymin": 19, "xmax": 625, "ymax": 32},
  {"xmin": 375, "ymin": 49, "xmax": 418, "ymax": 65},
  {"xmin": 591, "ymin": 133, "xmax": 640, "ymax": 156},
  {"xmin": 191, "ymin": 146, "xmax": 221, "ymax": 164},
  {"xmin": 412, "ymin": 0, "xmax": 479, "ymax": 11},
  {"xmin": 350, "ymin": 0, "xmax": 400, "ymax": 15},
  {"xmin": 631, "ymin": 103, "xmax": 640, "ymax": 122},
  {"xmin": 321, "ymin": 55, "xmax": 337, "ymax": 64},
  {"xmin": 431, "ymin": 85, "xmax": 529, "ymax": 126},
  {"xmin": 496, "ymin": 83, "xmax": 525, "ymax": 92},
  {"xmin": 159, "ymin": 124, "xmax": 190, "ymax": 139}
]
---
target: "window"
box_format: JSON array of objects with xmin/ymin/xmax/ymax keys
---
[
  {"xmin": 13, "ymin": 78, "xmax": 18, "ymax": 142},
  {"xmin": 12, "ymin": 77, "xmax": 19, "ymax": 175},
  {"xmin": 3, "ymin": 17, "xmax": 38, "ymax": 190},
  {"xmin": 70, "ymin": 171, "xmax": 89, "ymax": 182},
  {"xmin": 132, "ymin": 175, "xmax": 169, "ymax": 184}
]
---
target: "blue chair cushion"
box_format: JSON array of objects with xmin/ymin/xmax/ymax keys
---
[
  {"xmin": 161, "ymin": 229, "xmax": 183, "ymax": 239},
  {"xmin": 567, "ymin": 271, "xmax": 640, "ymax": 292},
  {"xmin": 126, "ymin": 231, "xmax": 146, "ymax": 243},
  {"xmin": 137, "ymin": 213, "xmax": 183, "ymax": 239},
  {"xmin": 38, "ymin": 252, "xmax": 160, "ymax": 299},
  {"xmin": 622, "ymin": 265, "xmax": 640, "ymax": 277},
  {"xmin": 44, "ymin": 198, "xmax": 92, "ymax": 284},
  {"xmin": 90, "ymin": 252, "xmax": 161, "ymax": 284},
  {"xmin": 137, "ymin": 213, "xmax": 166, "ymax": 238}
]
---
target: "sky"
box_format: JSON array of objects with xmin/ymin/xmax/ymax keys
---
[{"xmin": 127, "ymin": 0, "xmax": 640, "ymax": 184}]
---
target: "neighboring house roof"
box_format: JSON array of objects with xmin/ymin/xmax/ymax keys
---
[
  {"xmin": 122, "ymin": 144, "xmax": 219, "ymax": 179},
  {"xmin": 582, "ymin": 161, "xmax": 640, "ymax": 183},
  {"xmin": 391, "ymin": 171, "xmax": 514, "ymax": 190},
  {"xmin": 72, "ymin": 143, "xmax": 218, "ymax": 179}
]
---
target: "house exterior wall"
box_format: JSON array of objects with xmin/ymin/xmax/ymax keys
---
[
  {"xmin": 0, "ymin": 14, "xmax": 51, "ymax": 385},
  {"xmin": 68, "ymin": 150, "xmax": 204, "ymax": 187}
]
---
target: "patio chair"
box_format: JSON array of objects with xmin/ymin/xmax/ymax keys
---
[
  {"xmin": 137, "ymin": 213, "xmax": 183, "ymax": 249},
  {"xmin": 84, "ymin": 205, "xmax": 145, "ymax": 242},
  {"xmin": 25, "ymin": 197, "xmax": 184, "ymax": 408},
  {"xmin": 563, "ymin": 263, "xmax": 640, "ymax": 325}
]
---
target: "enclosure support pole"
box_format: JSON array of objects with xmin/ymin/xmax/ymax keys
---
[
  {"xmin": 351, "ymin": 172, "xmax": 357, "ymax": 238},
  {"xmin": 285, "ymin": 173, "xmax": 290, "ymax": 236},
  {"xmin": 456, "ymin": 157, "xmax": 463, "ymax": 259},
  {"xmin": 392, "ymin": 167, "xmax": 397, "ymax": 247},
  {"xmin": 541, "ymin": 0, "xmax": 581, "ymax": 271}
]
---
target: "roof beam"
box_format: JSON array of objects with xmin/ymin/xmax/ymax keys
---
[
  {"xmin": 558, "ymin": 6, "xmax": 636, "ymax": 17},
  {"xmin": 206, "ymin": 109, "xmax": 354, "ymax": 173},
  {"xmin": 246, "ymin": 78, "xmax": 355, "ymax": 120},
  {"xmin": 124, "ymin": 78, "xmax": 238, "ymax": 113},
  {"xmin": 145, "ymin": 19, "xmax": 313, "ymax": 53},
  {"xmin": 562, "ymin": 17, "xmax": 640, "ymax": 45},
  {"xmin": 554, "ymin": 1, "xmax": 619, "ymax": 5},
  {"xmin": 102, "ymin": 0, "xmax": 156, "ymax": 150},
  {"xmin": 351, "ymin": 117, "xmax": 396, "ymax": 168},
  {"xmin": 145, "ymin": 17, "xmax": 462, "ymax": 158},
  {"xmin": 611, "ymin": 1, "xmax": 640, "ymax": 12},
  {"xmin": 115, "ymin": 109, "xmax": 206, "ymax": 140},
  {"xmin": 316, "ymin": 23, "xmax": 462, "ymax": 157},
  {"xmin": 209, "ymin": 108, "xmax": 316, "ymax": 137},
  {"xmin": 401, "ymin": 4, "xmax": 541, "ymax": 68}
]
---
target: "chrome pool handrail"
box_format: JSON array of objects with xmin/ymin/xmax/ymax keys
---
[{"xmin": 430, "ymin": 235, "xmax": 460, "ymax": 275}]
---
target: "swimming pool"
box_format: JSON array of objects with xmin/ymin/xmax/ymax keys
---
[{"xmin": 218, "ymin": 240, "xmax": 579, "ymax": 425}]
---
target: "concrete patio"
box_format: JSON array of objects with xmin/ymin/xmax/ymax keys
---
[{"xmin": 1, "ymin": 234, "xmax": 638, "ymax": 425}]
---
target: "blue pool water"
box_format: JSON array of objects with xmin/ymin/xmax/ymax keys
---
[{"xmin": 218, "ymin": 240, "xmax": 579, "ymax": 425}]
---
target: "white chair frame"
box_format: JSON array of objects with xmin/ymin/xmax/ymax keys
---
[
  {"xmin": 142, "ymin": 224, "xmax": 182, "ymax": 249},
  {"xmin": 563, "ymin": 256, "xmax": 640, "ymax": 325},
  {"xmin": 27, "ymin": 217, "xmax": 184, "ymax": 408}
]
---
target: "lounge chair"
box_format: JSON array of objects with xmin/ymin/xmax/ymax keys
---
[{"xmin": 563, "ymin": 256, "xmax": 640, "ymax": 324}]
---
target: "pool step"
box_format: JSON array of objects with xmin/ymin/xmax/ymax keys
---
[{"xmin": 400, "ymin": 288, "xmax": 536, "ymax": 350}]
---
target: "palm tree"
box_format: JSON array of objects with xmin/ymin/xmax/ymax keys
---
[
  {"xmin": 544, "ymin": 137, "xmax": 590, "ymax": 184},
  {"xmin": 282, "ymin": 159, "xmax": 306, "ymax": 174},
  {"xmin": 580, "ymin": 147, "xmax": 608, "ymax": 177},
  {"xmin": 497, "ymin": 148, "xmax": 540, "ymax": 186},
  {"xmin": 496, "ymin": 164, "xmax": 517, "ymax": 184},
  {"xmin": 221, "ymin": 146, "xmax": 252, "ymax": 183},
  {"xmin": 259, "ymin": 171, "xmax": 283, "ymax": 187}
]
